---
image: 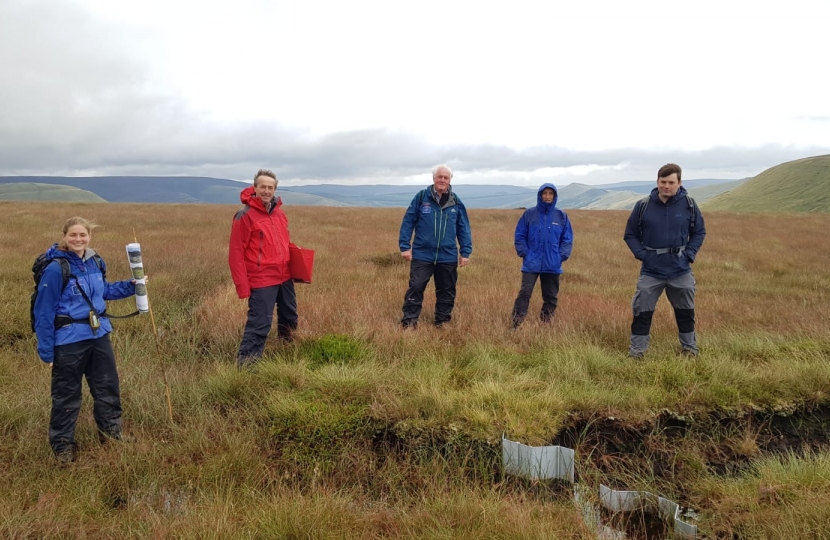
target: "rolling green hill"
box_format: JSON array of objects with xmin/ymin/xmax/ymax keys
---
[
  {"xmin": 686, "ymin": 178, "xmax": 748, "ymax": 201},
  {"xmin": 703, "ymin": 154, "xmax": 830, "ymax": 212},
  {"xmin": 0, "ymin": 182, "xmax": 106, "ymax": 202}
]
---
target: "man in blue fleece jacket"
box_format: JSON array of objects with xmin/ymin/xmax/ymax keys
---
[{"xmin": 399, "ymin": 164, "xmax": 473, "ymax": 328}]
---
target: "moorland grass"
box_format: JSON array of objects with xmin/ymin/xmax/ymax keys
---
[{"xmin": 1, "ymin": 201, "xmax": 829, "ymax": 538}]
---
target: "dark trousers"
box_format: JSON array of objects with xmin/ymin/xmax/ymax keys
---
[
  {"xmin": 511, "ymin": 272, "xmax": 561, "ymax": 325},
  {"xmin": 238, "ymin": 280, "xmax": 298, "ymax": 361},
  {"xmin": 50, "ymin": 335, "xmax": 121, "ymax": 453},
  {"xmin": 401, "ymin": 260, "xmax": 458, "ymax": 326}
]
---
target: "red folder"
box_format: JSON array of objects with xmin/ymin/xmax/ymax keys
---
[{"xmin": 289, "ymin": 244, "xmax": 314, "ymax": 284}]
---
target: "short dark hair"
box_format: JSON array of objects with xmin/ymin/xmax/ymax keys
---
[
  {"xmin": 657, "ymin": 163, "xmax": 682, "ymax": 182},
  {"xmin": 253, "ymin": 169, "xmax": 278, "ymax": 186}
]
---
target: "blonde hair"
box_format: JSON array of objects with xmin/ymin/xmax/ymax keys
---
[{"xmin": 58, "ymin": 217, "xmax": 97, "ymax": 252}]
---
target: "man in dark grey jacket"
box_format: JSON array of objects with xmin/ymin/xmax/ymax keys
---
[{"xmin": 623, "ymin": 163, "xmax": 706, "ymax": 358}]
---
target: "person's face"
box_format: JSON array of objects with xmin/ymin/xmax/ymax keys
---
[
  {"xmin": 254, "ymin": 176, "xmax": 277, "ymax": 204},
  {"xmin": 64, "ymin": 224, "xmax": 90, "ymax": 256},
  {"xmin": 541, "ymin": 188, "xmax": 555, "ymax": 203},
  {"xmin": 657, "ymin": 173, "xmax": 680, "ymax": 199},
  {"xmin": 433, "ymin": 168, "xmax": 452, "ymax": 194}
]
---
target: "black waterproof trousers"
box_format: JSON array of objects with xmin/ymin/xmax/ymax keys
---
[
  {"xmin": 401, "ymin": 260, "xmax": 458, "ymax": 327},
  {"xmin": 511, "ymin": 272, "xmax": 561, "ymax": 325},
  {"xmin": 238, "ymin": 280, "xmax": 299, "ymax": 363},
  {"xmin": 50, "ymin": 334, "xmax": 122, "ymax": 454}
]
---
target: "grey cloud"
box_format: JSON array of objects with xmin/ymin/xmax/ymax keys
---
[{"xmin": 1, "ymin": 1, "xmax": 827, "ymax": 185}]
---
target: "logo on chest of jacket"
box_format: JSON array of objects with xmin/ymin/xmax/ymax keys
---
[
  {"xmin": 71, "ymin": 285, "xmax": 81, "ymax": 296},
  {"xmin": 420, "ymin": 203, "xmax": 432, "ymax": 214}
]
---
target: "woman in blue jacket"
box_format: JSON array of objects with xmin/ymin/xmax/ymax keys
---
[
  {"xmin": 33, "ymin": 217, "xmax": 139, "ymax": 463},
  {"xmin": 512, "ymin": 184, "xmax": 574, "ymax": 327}
]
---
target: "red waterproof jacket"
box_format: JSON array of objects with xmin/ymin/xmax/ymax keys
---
[{"xmin": 229, "ymin": 186, "xmax": 292, "ymax": 298}]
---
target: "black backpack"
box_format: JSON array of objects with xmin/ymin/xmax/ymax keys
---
[{"xmin": 30, "ymin": 252, "xmax": 105, "ymax": 332}]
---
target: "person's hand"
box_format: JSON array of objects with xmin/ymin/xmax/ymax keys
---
[
  {"xmin": 459, "ymin": 257, "xmax": 470, "ymax": 267},
  {"xmin": 401, "ymin": 250, "xmax": 412, "ymax": 261},
  {"xmin": 131, "ymin": 276, "xmax": 149, "ymax": 284}
]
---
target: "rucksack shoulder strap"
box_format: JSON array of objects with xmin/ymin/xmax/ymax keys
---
[
  {"xmin": 56, "ymin": 258, "xmax": 72, "ymax": 289},
  {"xmin": 637, "ymin": 197, "xmax": 650, "ymax": 235},
  {"xmin": 687, "ymin": 196, "xmax": 697, "ymax": 230},
  {"xmin": 92, "ymin": 253, "xmax": 106, "ymax": 279}
]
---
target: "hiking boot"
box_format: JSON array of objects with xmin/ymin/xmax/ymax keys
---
[
  {"xmin": 237, "ymin": 355, "xmax": 260, "ymax": 369},
  {"xmin": 277, "ymin": 325, "xmax": 296, "ymax": 343},
  {"xmin": 680, "ymin": 348, "xmax": 699, "ymax": 358},
  {"xmin": 628, "ymin": 351, "xmax": 644, "ymax": 359},
  {"xmin": 98, "ymin": 430, "xmax": 135, "ymax": 444},
  {"xmin": 401, "ymin": 321, "xmax": 418, "ymax": 330},
  {"xmin": 54, "ymin": 443, "xmax": 78, "ymax": 464}
]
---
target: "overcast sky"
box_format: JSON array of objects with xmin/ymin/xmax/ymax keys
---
[{"xmin": 2, "ymin": 0, "xmax": 828, "ymax": 187}]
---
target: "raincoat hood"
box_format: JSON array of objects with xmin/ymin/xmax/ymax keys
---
[
  {"xmin": 240, "ymin": 185, "xmax": 282, "ymax": 211},
  {"xmin": 45, "ymin": 244, "xmax": 99, "ymax": 265}
]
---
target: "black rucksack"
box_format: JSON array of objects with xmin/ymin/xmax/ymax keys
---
[{"xmin": 30, "ymin": 252, "xmax": 105, "ymax": 332}]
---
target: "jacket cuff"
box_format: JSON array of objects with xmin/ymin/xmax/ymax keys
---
[{"xmin": 235, "ymin": 284, "xmax": 250, "ymax": 299}]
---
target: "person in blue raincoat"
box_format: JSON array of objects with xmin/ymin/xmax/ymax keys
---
[
  {"xmin": 33, "ymin": 217, "xmax": 140, "ymax": 463},
  {"xmin": 511, "ymin": 183, "xmax": 574, "ymax": 327}
]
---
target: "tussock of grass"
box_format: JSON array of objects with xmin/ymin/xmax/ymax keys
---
[
  {"xmin": 302, "ymin": 333, "xmax": 371, "ymax": 367},
  {"xmin": 697, "ymin": 451, "xmax": 830, "ymax": 538}
]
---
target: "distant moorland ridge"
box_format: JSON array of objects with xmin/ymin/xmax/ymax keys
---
[
  {"xmin": 7, "ymin": 152, "xmax": 830, "ymax": 212},
  {"xmin": 0, "ymin": 174, "xmax": 747, "ymax": 209}
]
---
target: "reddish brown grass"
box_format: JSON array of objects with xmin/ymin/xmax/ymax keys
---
[{"xmin": 3, "ymin": 201, "xmax": 829, "ymax": 356}]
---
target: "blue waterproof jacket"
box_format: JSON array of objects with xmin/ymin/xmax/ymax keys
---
[
  {"xmin": 623, "ymin": 186, "xmax": 706, "ymax": 280},
  {"xmin": 399, "ymin": 186, "xmax": 473, "ymax": 264},
  {"xmin": 33, "ymin": 245, "xmax": 135, "ymax": 363},
  {"xmin": 514, "ymin": 183, "xmax": 574, "ymax": 274}
]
